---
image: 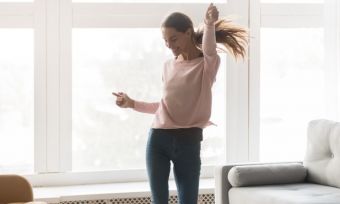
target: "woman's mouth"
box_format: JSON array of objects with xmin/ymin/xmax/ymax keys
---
[{"xmin": 172, "ymin": 48, "xmax": 179, "ymax": 54}]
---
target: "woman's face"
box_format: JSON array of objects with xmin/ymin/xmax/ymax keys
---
[{"xmin": 162, "ymin": 27, "xmax": 192, "ymax": 57}]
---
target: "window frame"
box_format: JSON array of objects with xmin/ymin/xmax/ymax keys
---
[
  {"xmin": 1, "ymin": 0, "xmax": 325, "ymax": 187},
  {"xmin": 0, "ymin": 0, "xmax": 252, "ymax": 186},
  {"xmin": 248, "ymin": 1, "xmax": 325, "ymax": 162}
]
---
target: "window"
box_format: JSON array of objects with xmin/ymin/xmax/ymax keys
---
[
  {"xmin": 72, "ymin": 29, "xmax": 166, "ymax": 171},
  {"xmin": 0, "ymin": 0, "xmax": 237, "ymax": 185},
  {"xmin": 259, "ymin": 28, "xmax": 324, "ymax": 162},
  {"xmin": 250, "ymin": 0, "xmax": 340, "ymax": 163},
  {"xmin": 8, "ymin": 0, "xmax": 334, "ymax": 185},
  {"xmin": 72, "ymin": 28, "xmax": 226, "ymax": 171},
  {"xmin": 0, "ymin": 29, "xmax": 34, "ymax": 173}
]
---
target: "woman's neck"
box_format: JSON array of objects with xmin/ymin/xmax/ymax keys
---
[{"xmin": 178, "ymin": 45, "xmax": 202, "ymax": 61}]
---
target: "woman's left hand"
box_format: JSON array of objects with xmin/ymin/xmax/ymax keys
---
[{"xmin": 205, "ymin": 3, "xmax": 219, "ymax": 25}]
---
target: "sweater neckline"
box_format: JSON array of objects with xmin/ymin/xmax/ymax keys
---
[{"xmin": 174, "ymin": 56, "xmax": 203, "ymax": 64}]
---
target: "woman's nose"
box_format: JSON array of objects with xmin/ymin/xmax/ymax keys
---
[{"xmin": 167, "ymin": 42, "xmax": 173, "ymax": 49}]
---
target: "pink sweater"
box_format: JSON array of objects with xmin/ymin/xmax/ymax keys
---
[{"xmin": 133, "ymin": 24, "xmax": 220, "ymax": 129}]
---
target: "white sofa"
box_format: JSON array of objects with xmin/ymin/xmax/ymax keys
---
[{"xmin": 215, "ymin": 119, "xmax": 340, "ymax": 204}]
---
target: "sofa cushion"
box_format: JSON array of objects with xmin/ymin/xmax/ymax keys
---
[
  {"xmin": 304, "ymin": 119, "xmax": 340, "ymax": 188},
  {"xmin": 229, "ymin": 183, "xmax": 340, "ymax": 204},
  {"xmin": 228, "ymin": 163, "xmax": 307, "ymax": 187}
]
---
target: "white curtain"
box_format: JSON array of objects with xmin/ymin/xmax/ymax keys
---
[{"xmin": 324, "ymin": 0, "xmax": 340, "ymax": 120}]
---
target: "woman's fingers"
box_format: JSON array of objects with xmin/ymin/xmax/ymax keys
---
[
  {"xmin": 116, "ymin": 99, "xmax": 125, "ymax": 107},
  {"xmin": 207, "ymin": 4, "xmax": 216, "ymax": 12},
  {"xmin": 112, "ymin": 92, "xmax": 120, "ymax": 97},
  {"xmin": 112, "ymin": 92, "xmax": 125, "ymax": 101},
  {"xmin": 112, "ymin": 91, "xmax": 131, "ymax": 108},
  {"xmin": 205, "ymin": 3, "xmax": 218, "ymax": 24},
  {"xmin": 113, "ymin": 91, "xmax": 124, "ymax": 107},
  {"xmin": 208, "ymin": 8, "xmax": 218, "ymax": 16}
]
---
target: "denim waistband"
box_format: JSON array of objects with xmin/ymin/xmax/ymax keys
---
[{"xmin": 150, "ymin": 127, "xmax": 203, "ymax": 143}]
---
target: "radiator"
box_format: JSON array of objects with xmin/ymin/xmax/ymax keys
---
[{"xmin": 58, "ymin": 193, "xmax": 215, "ymax": 204}]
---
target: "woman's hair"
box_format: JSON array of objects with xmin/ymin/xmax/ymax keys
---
[{"xmin": 162, "ymin": 12, "xmax": 248, "ymax": 59}]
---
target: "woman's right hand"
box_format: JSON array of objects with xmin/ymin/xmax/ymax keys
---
[
  {"xmin": 112, "ymin": 92, "xmax": 135, "ymax": 108},
  {"xmin": 205, "ymin": 3, "xmax": 219, "ymax": 25}
]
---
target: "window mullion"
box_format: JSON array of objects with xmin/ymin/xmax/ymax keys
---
[
  {"xmin": 225, "ymin": 0, "xmax": 250, "ymax": 163},
  {"xmin": 249, "ymin": 0, "xmax": 261, "ymax": 162},
  {"xmin": 324, "ymin": 0, "xmax": 340, "ymax": 120},
  {"xmin": 45, "ymin": 0, "xmax": 61, "ymax": 172},
  {"xmin": 34, "ymin": 0, "xmax": 47, "ymax": 173},
  {"xmin": 59, "ymin": 0, "xmax": 73, "ymax": 172}
]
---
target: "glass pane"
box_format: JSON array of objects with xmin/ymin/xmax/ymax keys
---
[
  {"xmin": 203, "ymin": 55, "xmax": 226, "ymax": 166},
  {"xmin": 72, "ymin": 28, "xmax": 226, "ymax": 171},
  {"xmin": 261, "ymin": 0, "xmax": 323, "ymax": 3},
  {"xmin": 0, "ymin": 29, "xmax": 34, "ymax": 174},
  {"xmin": 260, "ymin": 28, "xmax": 324, "ymax": 162}
]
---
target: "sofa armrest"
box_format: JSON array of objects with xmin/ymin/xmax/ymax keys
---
[
  {"xmin": 214, "ymin": 161, "xmax": 303, "ymax": 204},
  {"xmin": 215, "ymin": 164, "xmax": 234, "ymax": 204},
  {"xmin": 228, "ymin": 162, "xmax": 307, "ymax": 187}
]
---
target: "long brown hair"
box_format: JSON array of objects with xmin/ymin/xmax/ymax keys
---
[{"xmin": 162, "ymin": 12, "xmax": 248, "ymax": 59}]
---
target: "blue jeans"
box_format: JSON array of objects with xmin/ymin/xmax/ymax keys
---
[{"xmin": 146, "ymin": 128, "xmax": 202, "ymax": 204}]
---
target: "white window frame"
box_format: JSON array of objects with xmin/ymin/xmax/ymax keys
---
[
  {"xmin": 324, "ymin": 0, "xmax": 340, "ymax": 120},
  {"xmin": 0, "ymin": 0, "xmax": 251, "ymax": 186},
  {"xmin": 248, "ymin": 1, "xmax": 325, "ymax": 162},
  {"xmin": 4, "ymin": 0, "xmax": 327, "ymax": 187}
]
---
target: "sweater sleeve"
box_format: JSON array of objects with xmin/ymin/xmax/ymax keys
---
[
  {"xmin": 133, "ymin": 101, "xmax": 160, "ymax": 114},
  {"xmin": 202, "ymin": 23, "xmax": 220, "ymax": 82}
]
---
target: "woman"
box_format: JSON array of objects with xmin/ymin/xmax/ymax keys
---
[{"xmin": 113, "ymin": 3, "xmax": 247, "ymax": 204}]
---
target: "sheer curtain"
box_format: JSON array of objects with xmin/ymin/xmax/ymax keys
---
[{"xmin": 324, "ymin": 0, "xmax": 340, "ymax": 120}]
